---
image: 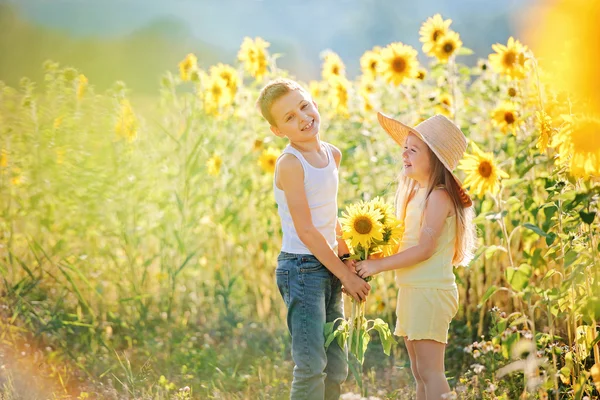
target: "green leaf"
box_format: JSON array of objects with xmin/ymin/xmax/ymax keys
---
[
  {"xmin": 522, "ymin": 223, "xmax": 548, "ymax": 237},
  {"xmin": 506, "ymin": 264, "xmax": 532, "ymax": 292},
  {"xmin": 479, "ymin": 285, "xmax": 500, "ymax": 306},
  {"xmin": 484, "ymin": 245, "xmax": 507, "ymax": 259},
  {"xmin": 579, "ymin": 211, "xmax": 595, "ymax": 225},
  {"xmin": 371, "ymin": 318, "xmax": 395, "ymax": 356},
  {"xmin": 456, "ymin": 47, "xmax": 474, "ymax": 56}
]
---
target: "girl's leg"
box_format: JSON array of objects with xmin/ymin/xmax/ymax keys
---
[
  {"xmin": 413, "ymin": 340, "xmax": 451, "ymax": 399},
  {"xmin": 403, "ymin": 338, "xmax": 426, "ymax": 400}
]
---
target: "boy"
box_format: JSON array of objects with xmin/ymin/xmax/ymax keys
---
[{"xmin": 257, "ymin": 78, "xmax": 370, "ymax": 400}]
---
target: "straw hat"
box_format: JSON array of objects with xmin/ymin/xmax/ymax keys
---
[{"xmin": 377, "ymin": 112, "xmax": 472, "ymax": 207}]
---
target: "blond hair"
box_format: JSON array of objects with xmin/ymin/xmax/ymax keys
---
[
  {"xmin": 395, "ymin": 147, "xmax": 476, "ymax": 266},
  {"xmin": 256, "ymin": 78, "xmax": 308, "ymax": 126}
]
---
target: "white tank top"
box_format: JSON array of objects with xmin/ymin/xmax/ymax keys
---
[{"xmin": 273, "ymin": 142, "xmax": 339, "ymax": 255}]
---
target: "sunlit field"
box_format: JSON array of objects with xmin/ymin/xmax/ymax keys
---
[{"xmin": 1, "ymin": 4, "xmax": 599, "ymax": 400}]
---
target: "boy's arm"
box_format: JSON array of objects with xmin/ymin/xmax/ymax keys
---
[
  {"xmin": 278, "ymin": 155, "xmax": 370, "ymax": 301},
  {"xmin": 356, "ymin": 189, "xmax": 452, "ymax": 277}
]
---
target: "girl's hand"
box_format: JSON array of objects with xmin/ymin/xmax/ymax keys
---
[{"xmin": 355, "ymin": 259, "xmax": 380, "ymax": 279}]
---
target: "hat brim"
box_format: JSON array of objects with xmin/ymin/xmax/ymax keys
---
[{"xmin": 377, "ymin": 112, "xmax": 473, "ymax": 207}]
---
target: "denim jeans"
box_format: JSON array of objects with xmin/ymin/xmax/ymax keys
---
[{"xmin": 276, "ymin": 252, "xmax": 348, "ymax": 400}]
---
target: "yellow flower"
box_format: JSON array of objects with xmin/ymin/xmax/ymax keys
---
[
  {"xmin": 179, "ymin": 53, "xmax": 198, "ymax": 81},
  {"xmin": 339, "ymin": 204, "xmax": 384, "ymax": 250},
  {"xmin": 436, "ymin": 93, "xmax": 453, "ymax": 118},
  {"xmin": 553, "ymin": 114, "xmax": 600, "ymax": 178},
  {"xmin": 115, "ymin": 99, "xmax": 138, "ymax": 143},
  {"xmin": 258, "ymin": 147, "xmax": 280, "ymax": 174},
  {"xmin": 381, "ymin": 218, "xmax": 404, "ymax": 257},
  {"xmin": 206, "ymin": 154, "xmax": 222, "ymax": 176},
  {"xmin": 322, "ymin": 52, "xmax": 346, "ymax": 81},
  {"xmin": 378, "ymin": 42, "xmax": 419, "ymax": 86},
  {"xmin": 535, "ymin": 110, "xmax": 554, "ymax": 153},
  {"xmin": 359, "ymin": 48, "xmax": 381, "ymax": 77},
  {"xmin": 237, "ymin": 37, "xmax": 270, "ymax": 80},
  {"xmin": 526, "ymin": 0, "xmax": 600, "ymax": 114},
  {"xmin": 210, "ymin": 63, "xmax": 239, "ymax": 97},
  {"xmin": 491, "ymin": 102, "xmax": 521, "ymax": 135},
  {"xmin": 358, "ymin": 75, "xmax": 376, "ymax": 97},
  {"xmin": 56, "ymin": 147, "xmax": 65, "ymax": 165},
  {"xmin": 53, "ymin": 116, "xmax": 62, "ymax": 129},
  {"xmin": 458, "ymin": 142, "xmax": 509, "ymax": 197},
  {"xmin": 77, "ymin": 74, "xmax": 88, "ymax": 100},
  {"xmin": 10, "ymin": 167, "xmax": 22, "ymax": 186},
  {"xmin": 433, "ymin": 31, "xmax": 462, "ymax": 63},
  {"xmin": 419, "ymin": 14, "xmax": 453, "ymax": 57},
  {"xmin": 369, "ymin": 197, "xmax": 395, "ymax": 225},
  {"xmin": 416, "ymin": 68, "xmax": 427, "ymax": 80},
  {"xmin": 0, "ymin": 149, "xmax": 8, "ymax": 167},
  {"xmin": 488, "ymin": 37, "xmax": 529, "ymax": 80},
  {"xmin": 328, "ymin": 76, "xmax": 350, "ymax": 117},
  {"xmin": 204, "ymin": 76, "xmax": 232, "ymax": 115},
  {"xmin": 308, "ymin": 80, "xmax": 324, "ymax": 101}
]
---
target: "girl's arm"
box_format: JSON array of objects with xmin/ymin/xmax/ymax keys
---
[{"xmin": 355, "ymin": 188, "xmax": 453, "ymax": 278}]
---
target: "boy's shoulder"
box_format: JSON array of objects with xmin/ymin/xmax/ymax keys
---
[{"xmin": 323, "ymin": 141, "xmax": 342, "ymax": 166}]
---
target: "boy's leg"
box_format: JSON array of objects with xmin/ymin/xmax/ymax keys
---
[
  {"xmin": 284, "ymin": 258, "xmax": 331, "ymax": 400},
  {"xmin": 324, "ymin": 276, "xmax": 348, "ymax": 400}
]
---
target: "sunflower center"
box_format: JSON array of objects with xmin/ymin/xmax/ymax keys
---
[
  {"xmin": 478, "ymin": 161, "xmax": 493, "ymax": 178},
  {"xmin": 504, "ymin": 112, "xmax": 515, "ymax": 124},
  {"xmin": 353, "ymin": 217, "xmax": 373, "ymax": 235},
  {"xmin": 508, "ymin": 87, "xmax": 517, "ymax": 97},
  {"xmin": 443, "ymin": 42, "xmax": 454, "ymax": 54},
  {"xmin": 392, "ymin": 57, "xmax": 407, "ymax": 73},
  {"xmin": 212, "ymin": 85, "xmax": 222, "ymax": 97},
  {"xmin": 370, "ymin": 61, "xmax": 377, "ymax": 71},
  {"xmin": 332, "ymin": 66, "xmax": 340, "ymax": 75},
  {"xmin": 503, "ymin": 51, "xmax": 516, "ymax": 67},
  {"xmin": 432, "ymin": 30, "xmax": 442, "ymax": 41}
]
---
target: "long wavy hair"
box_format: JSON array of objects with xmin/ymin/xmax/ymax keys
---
[{"xmin": 395, "ymin": 145, "xmax": 476, "ymax": 266}]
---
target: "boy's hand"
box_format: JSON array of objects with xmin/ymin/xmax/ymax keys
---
[{"xmin": 341, "ymin": 271, "xmax": 370, "ymax": 302}]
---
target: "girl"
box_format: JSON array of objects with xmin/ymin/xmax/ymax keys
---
[{"xmin": 356, "ymin": 113, "xmax": 476, "ymax": 400}]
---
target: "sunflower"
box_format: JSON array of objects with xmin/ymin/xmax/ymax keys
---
[
  {"xmin": 433, "ymin": 31, "xmax": 462, "ymax": 63},
  {"xmin": 210, "ymin": 63, "xmax": 239, "ymax": 97},
  {"xmin": 360, "ymin": 48, "xmax": 381, "ymax": 77},
  {"xmin": 381, "ymin": 218, "xmax": 404, "ymax": 257},
  {"xmin": 378, "ymin": 42, "xmax": 419, "ymax": 86},
  {"xmin": 204, "ymin": 76, "xmax": 232, "ymax": 115},
  {"xmin": 419, "ymin": 14, "xmax": 453, "ymax": 56},
  {"xmin": 328, "ymin": 76, "xmax": 350, "ymax": 117},
  {"xmin": 436, "ymin": 93, "xmax": 453, "ymax": 118},
  {"xmin": 458, "ymin": 142, "xmax": 509, "ymax": 197},
  {"xmin": 237, "ymin": 37, "xmax": 270, "ymax": 80},
  {"xmin": 115, "ymin": 99, "xmax": 138, "ymax": 143},
  {"xmin": 535, "ymin": 110, "xmax": 554, "ymax": 153},
  {"xmin": 339, "ymin": 204, "xmax": 384, "ymax": 250},
  {"xmin": 77, "ymin": 74, "xmax": 88, "ymax": 100},
  {"xmin": 358, "ymin": 74, "xmax": 376, "ymax": 97},
  {"xmin": 178, "ymin": 53, "xmax": 198, "ymax": 81},
  {"xmin": 369, "ymin": 197, "xmax": 395, "ymax": 225},
  {"xmin": 488, "ymin": 37, "xmax": 529, "ymax": 80},
  {"xmin": 308, "ymin": 80, "xmax": 324, "ymax": 100},
  {"xmin": 207, "ymin": 154, "xmax": 222, "ymax": 176},
  {"xmin": 526, "ymin": 0, "xmax": 600, "ymax": 114},
  {"xmin": 491, "ymin": 102, "xmax": 521, "ymax": 134},
  {"xmin": 416, "ymin": 68, "xmax": 427, "ymax": 81},
  {"xmin": 553, "ymin": 114, "xmax": 600, "ymax": 178},
  {"xmin": 322, "ymin": 52, "xmax": 346, "ymax": 81},
  {"xmin": 258, "ymin": 147, "xmax": 280, "ymax": 174}
]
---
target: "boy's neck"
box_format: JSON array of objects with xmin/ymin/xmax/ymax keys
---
[{"xmin": 289, "ymin": 137, "xmax": 321, "ymax": 153}]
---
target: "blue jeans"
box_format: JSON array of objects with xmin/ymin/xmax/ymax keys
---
[{"xmin": 276, "ymin": 252, "xmax": 348, "ymax": 400}]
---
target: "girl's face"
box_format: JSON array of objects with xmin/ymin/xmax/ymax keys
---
[{"xmin": 402, "ymin": 133, "xmax": 432, "ymax": 184}]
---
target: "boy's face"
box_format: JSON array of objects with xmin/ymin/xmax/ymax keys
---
[
  {"xmin": 402, "ymin": 133, "xmax": 431, "ymax": 182},
  {"xmin": 269, "ymin": 90, "xmax": 320, "ymax": 143}
]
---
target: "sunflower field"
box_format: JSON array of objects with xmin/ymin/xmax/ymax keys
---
[{"xmin": 1, "ymin": 2, "xmax": 599, "ymax": 399}]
